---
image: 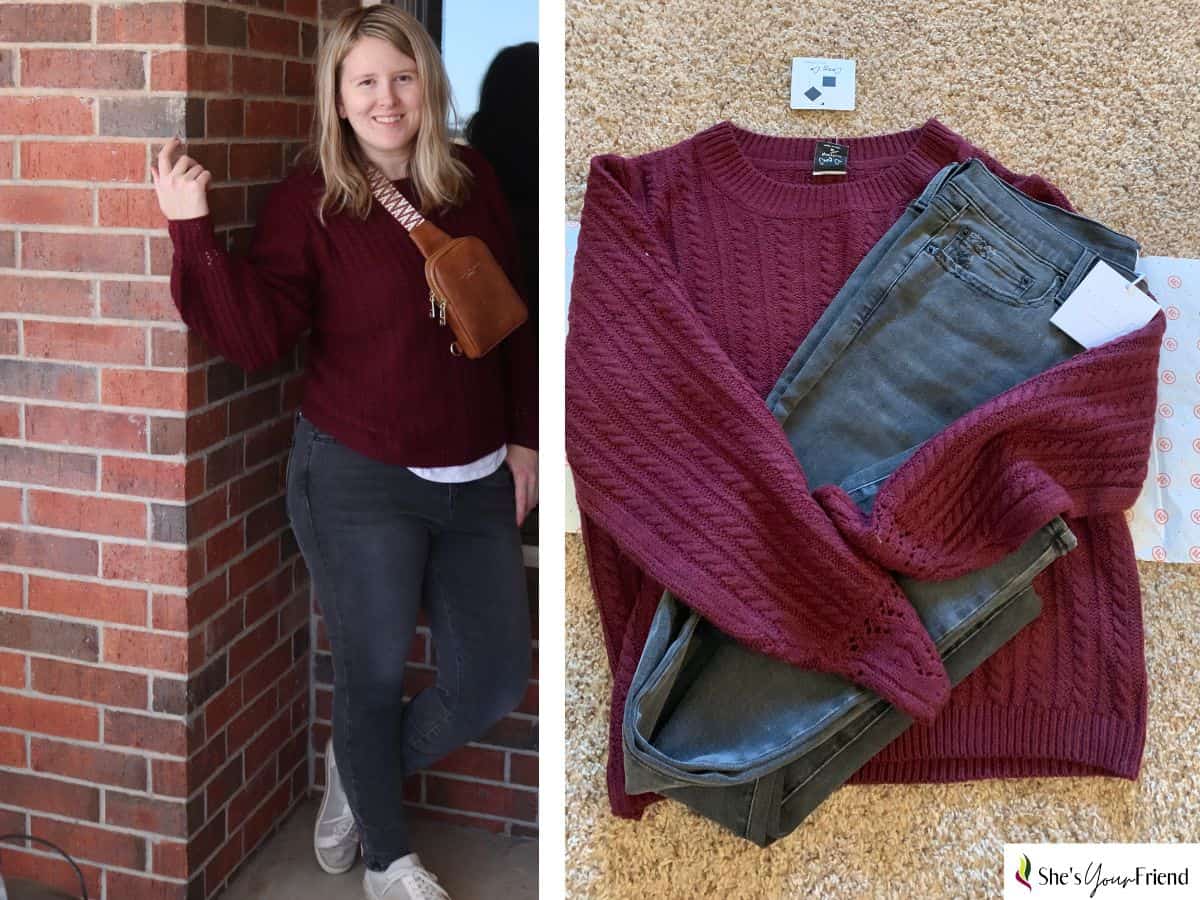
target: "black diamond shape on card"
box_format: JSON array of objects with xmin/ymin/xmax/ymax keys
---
[
  {"xmin": 823, "ymin": 75, "xmax": 836, "ymax": 86},
  {"xmin": 804, "ymin": 86, "xmax": 821, "ymax": 101}
]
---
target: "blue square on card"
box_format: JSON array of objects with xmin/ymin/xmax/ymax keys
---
[{"xmin": 822, "ymin": 75, "xmax": 836, "ymax": 86}]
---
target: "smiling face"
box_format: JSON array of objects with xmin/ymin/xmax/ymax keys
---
[{"xmin": 336, "ymin": 36, "xmax": 423, "ymax": 178}]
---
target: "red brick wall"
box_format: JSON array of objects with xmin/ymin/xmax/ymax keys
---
[{"xmin": 0, "ymin": 2, "xmax": 332, "ymax": 897}]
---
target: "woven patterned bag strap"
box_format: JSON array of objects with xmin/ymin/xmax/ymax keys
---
[{"xmin": 364, "ymin": 163, "xmax": 425, "ymax": 232}]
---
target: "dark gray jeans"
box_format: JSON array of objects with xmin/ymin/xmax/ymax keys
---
[
  {"xmin": 286, "ymin": 412, "xmax": 531, "ymax": 868},
  {"xmin": 624, "ymin": 158, "xmax": 1141, "ymax": 845}
]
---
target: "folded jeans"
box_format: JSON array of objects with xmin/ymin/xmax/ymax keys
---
[{"xmin": 624, "ymin": 517, "xmax": 1075, "ymax": 845}]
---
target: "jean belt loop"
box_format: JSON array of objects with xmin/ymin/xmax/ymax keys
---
[
  {"xmin": 909, "ymin": 160, "xmax": 965, "ymax": 214},
  {"xmin": 744, "ymin": 775, "xmax": 774, "ymax": 846}
]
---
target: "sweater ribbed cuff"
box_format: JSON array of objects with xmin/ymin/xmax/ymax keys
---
[
  {"xmin": 765, "ymin": 559, "xmax": 952, "ymax": 722},
  {"xmin": 843, "ymin": 639, "xmax": 951, "ymax": 723},
  {"xmin": 507, "ymin": 402, "xmax": 538, "ymax": 451},
  {"xmin": 509, "ymin": 425, "xmax": 538, "ymax": 453},
  {"xmin": 167, "ymin": 214, "xmax": 220, "ymax": 261}
]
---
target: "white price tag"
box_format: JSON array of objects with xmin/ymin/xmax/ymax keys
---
[{"xmin": 1050, "ymin": 259, "xmax": 1160, "ymax": 348}]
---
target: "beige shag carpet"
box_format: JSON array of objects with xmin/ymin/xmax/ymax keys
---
[{"xmin": 565, "ymin": 1, "xmax": 1200, "ymax": 896}]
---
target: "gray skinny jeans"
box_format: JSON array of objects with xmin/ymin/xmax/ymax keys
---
[{"xmin": 287, "ymin": 412, "xmax": 531, "ymax": 868}]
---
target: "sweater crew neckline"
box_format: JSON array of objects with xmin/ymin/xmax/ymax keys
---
[{"xmin": 694, "ymin": 117, "xmax": 964, "ymax": 216}]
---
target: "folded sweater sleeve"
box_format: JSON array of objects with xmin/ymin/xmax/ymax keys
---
[
  {"xmin": 167, "ymin": 178, "xmax": 317, "ymax": 373},
  {"xmin": 818, "ymin": 312, "xmax": 1164, "ymax": 580},
  {"xmin": 566, "ymin": 153, "xmax": 951, "ymax": 721}
]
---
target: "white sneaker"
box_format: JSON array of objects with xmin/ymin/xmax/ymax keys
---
[
  {"xmin": 363, "ymin": 853, "xmax": 450, "ymax": 900},
  {"xmin": 314, "ymin": 737, "xmax": 360, "ymax": 874}
]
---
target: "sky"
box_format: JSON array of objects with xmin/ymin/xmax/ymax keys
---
[{"xmin": 442, "ymin": 0, "xmax": 538, "ymax": 124}]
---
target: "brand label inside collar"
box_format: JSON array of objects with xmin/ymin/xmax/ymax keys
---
[{"xmin": 813, "ymin": 141, "xmax": 848, "ymax": 177}]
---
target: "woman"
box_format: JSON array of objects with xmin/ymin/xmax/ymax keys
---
[{"xmin": 152, "ymin": 7, "xmax": 536, "ymax": 900}]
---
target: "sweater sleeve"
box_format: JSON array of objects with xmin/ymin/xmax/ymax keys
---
[
  {"xmin": 469, "ymin": 150, "xmax": 538, "ymax": 450},
  {"xmin": 566, "ymin": 153, "xmax": 951, "ymax": 722},
  {"xmin": 817, "ymin": 312, "xmax": 1165, "ymax": 580},
  {"xmin": 167, "ymin": 178, "xmax": 317, "ymax": 373}
]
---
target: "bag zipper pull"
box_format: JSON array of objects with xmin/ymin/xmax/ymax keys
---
[
  {"xmin": 438, "ymin": 297, "xmax": 447, "ymax": 327},
  {"xmin": 429, "ymin": 291, "xmax": 438, "ymax": 319}
]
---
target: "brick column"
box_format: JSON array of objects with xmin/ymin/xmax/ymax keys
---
[{"xmin": 0, "ymin": 2, "xmax": 351, "ymax": 897}]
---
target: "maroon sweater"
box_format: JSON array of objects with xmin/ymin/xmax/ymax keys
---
[
  {"xmin": 168, "ymin": 145, "xmax": 537, "ymax": 465},
  {"xmin": 566, "ymin": 119, "xmax": 1160, "ymax": 818}
]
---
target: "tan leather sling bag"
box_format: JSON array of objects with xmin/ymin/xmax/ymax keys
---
[{"xmin": 365, "ymin": 163, "xmax": 528, "ymax": 359}]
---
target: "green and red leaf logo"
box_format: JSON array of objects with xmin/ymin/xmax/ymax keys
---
[{"xmin": 1016, "ymin": 853, "xmax": 1032, "ymax": 891}]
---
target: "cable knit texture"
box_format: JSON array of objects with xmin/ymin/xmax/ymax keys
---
[
  {"xmin": 167, "ymin": 145, "xmax": 537, "ymax": 466},
  {"xmin": 565, "ymin": 118, "xmax": 1160, "ymax": 818}
]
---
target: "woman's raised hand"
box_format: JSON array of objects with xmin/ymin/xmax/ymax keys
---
[{"xmin": 151, "ymin": 136, "xmax": 212, "ymax": 221}]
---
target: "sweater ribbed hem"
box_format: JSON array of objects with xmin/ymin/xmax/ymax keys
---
[
  {"xmin": 300, "ymin": 399, "xmax": 514, "ymax": 468},
  {"xmin": 850, "ymin": 706, "xmax": 1146, "ymax": 784},
  {"xmin": 693, "ymin": 117, "xmax": 964, "ymax": 217}
]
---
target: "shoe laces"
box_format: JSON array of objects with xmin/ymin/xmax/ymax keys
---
[
  {"xmin": 317, "ymin": 810, "xmax": 357, "ymax": 848},
  {"xmin": 331, "ymin": 813, "xmax": 356, "ymax": 840},
  {"xmin": 382, "ymin": 865, "xmax": 448, "ymax": 900}
]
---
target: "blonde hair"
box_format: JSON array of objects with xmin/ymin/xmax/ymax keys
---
[{"xmin": 298, "ymin": 5, "xmax": 471, "ymax": 224}]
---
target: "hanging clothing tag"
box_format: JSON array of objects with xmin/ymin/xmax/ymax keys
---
[
  {"xmin": 1050, "ymin": 259, "xmax": 1160, "ymax": 348},
  {"xmin": 813, "ymin": 141, "xmax": 848, "ymax": 176}
]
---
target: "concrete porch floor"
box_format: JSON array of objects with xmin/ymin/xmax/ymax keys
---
[{"xmin": 222, "ymin": 799, "xmax": 537, "ymax": 900}]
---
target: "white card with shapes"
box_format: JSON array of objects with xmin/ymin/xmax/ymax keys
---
[
  {"xmin": 790, "ymin": 57, "xmax": 856, "ymax": 110},
  {"xmin": 1126, "ymin": 256, "xmax": 1200, "ymax": 563}
]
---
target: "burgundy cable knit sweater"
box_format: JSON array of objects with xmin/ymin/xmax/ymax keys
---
[
  {"xmin": 565, "ymin": 118, "xmax": 1161, "ymax": 818},
  {"xmin": 167, "ymin": 144, "xmax": 537, "ymax": 465}
]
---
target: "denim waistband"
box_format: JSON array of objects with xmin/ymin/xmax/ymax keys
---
[{"xmin": 912, "ymin": 158, "xmax": 1141, "ymax": 297}]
